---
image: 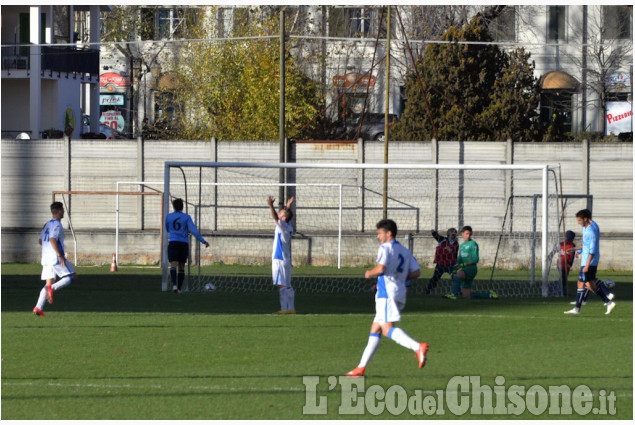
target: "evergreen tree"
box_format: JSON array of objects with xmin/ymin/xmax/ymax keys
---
[{"xmin": 393, "ymin": 16, "xmax": 540, "ymax": 141}]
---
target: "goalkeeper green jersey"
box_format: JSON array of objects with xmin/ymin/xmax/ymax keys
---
[{"xmin": 458, "ymin": 239, "xmax": 479, "ymax": 268}]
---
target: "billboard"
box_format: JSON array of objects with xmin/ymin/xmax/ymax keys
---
[{"xmin": 606, "ymin": 101, "xmax": 632, "ymax": 136}]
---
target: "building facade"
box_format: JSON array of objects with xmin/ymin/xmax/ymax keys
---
[
  {"xmin": 1, "ymin": 5, "xmax": 107, "ymax": 139},
  {"xmin": 3, "ymin": 5, "xmax": 632, "ymax": 140}
]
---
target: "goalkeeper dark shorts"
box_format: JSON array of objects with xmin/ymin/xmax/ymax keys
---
[
  {"xmin": 168, "ymin": 241, "xmax": 189, "ymax": 263},
  {"xmin": 578, "ymin": 266, "xmax": 597, "ymax": 283}
]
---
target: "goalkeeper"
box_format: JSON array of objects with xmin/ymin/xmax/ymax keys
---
[
  {"xmin": 443, "ymin": 226, "xmax": 497, "ymax": 300},
  {"xmin": 425, "ymin": 228, "xmax": 459, "ymax": 294}
]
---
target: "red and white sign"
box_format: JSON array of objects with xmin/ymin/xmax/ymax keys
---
[
  {"xmin": 333, "ymin": 72, "xmax": 376, "ymax": 88},
  {"xmin": 100, "ymin": 111, "xmax": 126, "ymax": 132},
  {"xmin": 100, "ymin": 72, "xmax": 131, "ymax": 87},
  {"xmin": 606, "ymin": 101, "xmax": 632, "ymax": 136}
]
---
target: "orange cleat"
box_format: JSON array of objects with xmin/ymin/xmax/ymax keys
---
[
  {"xmin": 33, "ymin": 307, "xmax": 45, "ymax": 316},
  {"xmin": 416, "ymin": 343, "xmax": 429, "ymax": 369},
  {"xmin": 345, "ymin": 366, "xmax": 366, "ymax": 377}
]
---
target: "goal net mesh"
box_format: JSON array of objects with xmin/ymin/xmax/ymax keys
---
[{"xmin": 163, "ymin": 162, "xmax": 564, "ymax": 297}]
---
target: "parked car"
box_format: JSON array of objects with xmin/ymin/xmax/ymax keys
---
[{"xmin": 331, "ymin": 113, "xmax": 398, "ymax": 141}]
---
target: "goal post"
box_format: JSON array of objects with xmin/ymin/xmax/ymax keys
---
[{"xmin": 162, "ymin": 161, "xmax": 561, "ymax": 296}]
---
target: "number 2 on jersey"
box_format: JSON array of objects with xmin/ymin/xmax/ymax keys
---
[{"xmin": 397, "ymin": 254, "xmax": 405, "ymax": 273}]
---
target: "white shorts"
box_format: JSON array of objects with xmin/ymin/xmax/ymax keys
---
[
  {"xmin": 41, "ymin": 260, "xmax": 75, "ymax": 281},
  {"xmin": 373, "ymin": 296, "xmax": 405, "ymax": 325},
  {"xmin": 272, "ymin": 259, "xmax": 292, "ymax": 287}
]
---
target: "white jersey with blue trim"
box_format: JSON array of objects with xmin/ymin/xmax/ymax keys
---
[
  {"xmin": 375, "ymin": 240, "xmax": 419, "ymax": 299},
  {"xmin": 40, "ymin": 219, "xmax": 65, "ymax": 266},
  {"xmin": 272, "ymin": 220, "xmax": 293, "ymax": 264}
]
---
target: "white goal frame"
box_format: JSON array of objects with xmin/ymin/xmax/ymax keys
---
[{"xmin": 162, "ymin": 161, "xmax": 556, "ymax": 295}]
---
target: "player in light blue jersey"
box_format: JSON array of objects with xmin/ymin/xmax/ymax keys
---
[
  {"xmin": 267, "ymin": 195, "xmax": 295, "ymax": 314},
  {"xmin": 165, "ymin": 198, "xmax": 209, "ymax": 293},
  {"xmin": 565, "ymin": 209, "xmax": 615, "ymax": 315},
  {"xmin": 33, "ymin": 202, "xmax": 77, "ymax": 316},
  {"xmin": 346, "ymin": 219, "xmax": 429, "ymax": 377}
]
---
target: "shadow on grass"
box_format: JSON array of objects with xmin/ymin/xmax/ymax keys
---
[{"xmin": 2, "ymin": 272, "xmax": 631, "ymax": 315}]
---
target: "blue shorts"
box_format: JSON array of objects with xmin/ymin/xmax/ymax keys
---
[{"xmin": 578, "ymin": 266, "xmax": 597, "ymax": 283}]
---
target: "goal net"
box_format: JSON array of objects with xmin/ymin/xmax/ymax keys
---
[{"xmin": 162, "ymin": 162, "xmax": 563, "ymax": 297}]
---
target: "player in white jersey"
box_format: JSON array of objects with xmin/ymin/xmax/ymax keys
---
[
  {"xmin": 346, "ymin": 219, "xmax": 429, "ymax": 377},
  {"xmin": 33, "ymin": 202, "xmax": 77, "ymax": 316},
  {"xmin": 267, "ymin": 195, "xmax": 295, "ymax": 314}
]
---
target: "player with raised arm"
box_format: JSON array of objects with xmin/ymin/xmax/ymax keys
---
[
  {"xmin": 565, "ymin": 209, "xmax": 615, "ymax": 315},
  {"xmin": 267, "ymin": 195, "xmax": 296, "ymax": 314},
  {"xmin": 165, "ymin": 198, "xmax": 209, "ymax": 293},
  {"xmin": 425, "ymin": 228, "xmax": 459, "ymax": 294},
  {"xmin": 346, "ymin": 219, "xmax": 428, "ymax": 377},
  {"xmin": 33, "ymin": 202, "xmax": 77, "ymax": 316}
]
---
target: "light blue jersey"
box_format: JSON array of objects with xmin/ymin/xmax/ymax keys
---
[
  {"xmin": 580, "ymin": 221, "xmax": 600, "ymax": 267},
  {"xmin": 165, "ymin": 211, "xmax": 206, "ymax": 244}
]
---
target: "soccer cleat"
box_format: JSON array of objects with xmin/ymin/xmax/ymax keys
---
[
  {"xmin": 442, "ymin": 293, "xmax": 457, "ymax": 300},
  {"xmin": 489, "ymin": 290, "xmax": 498, "ymax": 299},
  {"xmin": 286, "ymin": 310, "xmax": 296, "ymax": 315},
  {"xmin": 605, "ymin": 301, "xmax": 616, "ymax": 315},
  {"xmin": 564, "ymin": 308, "xmax": 580, "ymax": 315},
  {"xmin": 33, "ymin": 307, "xmax": 45, "ymax": 316},
  {"xmin": 345, "ymin": 366, "xmax": 365, "ymax": 377},
  {"xmin": 46, "ymin": 283, "xmax": 54, "ymax": 304},
  {"xmin": 416, "ymin": 343, "xmax": 429, "ymax": 368},
  {"xmin": 569, "ymin": 301, "xmax": 586, "ymax": 305}
]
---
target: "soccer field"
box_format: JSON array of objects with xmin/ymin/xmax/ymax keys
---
[{"xmin": 1, "ymin": 264, "xmax": 632, "ymax": 420}]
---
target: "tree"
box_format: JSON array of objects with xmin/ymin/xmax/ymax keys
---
[
  {"xmin": 392, "ymin": 15, "xmax": 540, "ymax": 141},
  {"xmin": 101, "ymin": 6, "xmax": 186, "ymax": 136},
  {"xmin": 166, "ymin": 8, "xmax": 325, "ymax": 141},
  {"xmin": 478, "ymin": 48, "xmax": 541, "ymax": 141}
]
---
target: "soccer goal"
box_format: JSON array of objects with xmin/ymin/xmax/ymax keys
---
[{"xmin": 162, "ymin": 161, "xmax": 563, "ymax": 297}]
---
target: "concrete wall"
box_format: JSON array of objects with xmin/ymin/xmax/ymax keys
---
[{"xmin": 1, "ymin": 138, "xmax": 632, "ymax": 269}]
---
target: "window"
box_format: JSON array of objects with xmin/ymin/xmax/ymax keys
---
[
  {"xmin": 548, "ymin": 6, "xmax": 566, "ymax": 41},
  {"xmin": 157, "ymin": 8, "xmax": 185, "ymax": 40},
  {"xmin": 329, "ymin": 7, "xmax": 377, "ymax": 38},
  {"xmin": 540, "ymin": 92, "xmax": 573, "ymax": 132},
  {"xmin": 603, "ymin": 5, "xmax": 632, "ymax": 40},
  {"xmin": 492, "ymin": 7, "xmax": 516, "ymax": 42}
]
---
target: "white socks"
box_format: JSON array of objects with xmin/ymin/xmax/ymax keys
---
[
  {"xmin": 53, "ymin": 276, "xmax": 73, "ymax": 291},
  {"xmin": 35, "ymin": 276, "xmax": 73, "ymax": 310},
  {"xmin": 36, "ymin": 286, "xmax": 48, "ymax": 310},
  {"xmin": 388, "ymin": 327, "xmax": 420, "ymax": 352},
  {"xmin": 358, "ymin": 333, "xmax": 381, "ymax": 367},
  {"xmin": 279, "ymin": 286, "xmax": 295, "ymax": 311}
]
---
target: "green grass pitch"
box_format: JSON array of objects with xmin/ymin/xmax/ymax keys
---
[{"xmin": 1, "ymin": 264, "xmax": 632, "ymax": 420}]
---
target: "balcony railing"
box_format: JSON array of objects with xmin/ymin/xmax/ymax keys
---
[{"xmin": 1, "ymin": 44, "xmax": 99, "ymax": 76}]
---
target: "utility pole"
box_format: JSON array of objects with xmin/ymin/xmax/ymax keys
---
[
  {"xmin": 279, "ymin": 9, "xmax": 286, "ymax": 206},
  {"xmin": 382, "ymin": 6, "xmax": 391, "ymax": 219}
]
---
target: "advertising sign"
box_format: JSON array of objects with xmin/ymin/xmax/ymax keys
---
[
  {"xmin": 100, "ymin": 110, "xmax": 126, "ymax": 132},
  {"xmin": 100, "ymin": 94, "xmax": 125, "ymax": 106},
  {"xmin": 606, "ymin": 101, "xmax": 632, "ymax": 136}
]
